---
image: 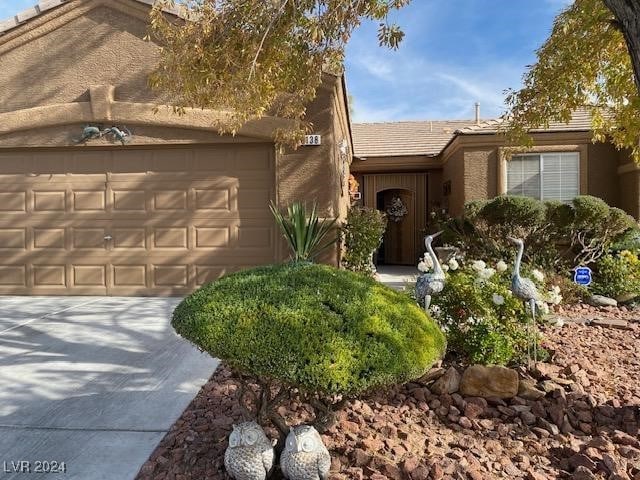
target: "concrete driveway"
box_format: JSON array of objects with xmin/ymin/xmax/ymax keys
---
[{"xmin": 0, "ymin": 297, "xmax": 219, "ymax": 480}]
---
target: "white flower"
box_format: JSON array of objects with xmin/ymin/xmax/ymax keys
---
[
  {"xmin": 417, "ymin": 261, "xmax": 430, "ymax": 273},
  {"xmin": 535, "ymin": 300, "xmax": 550, "ymax": 315},
  {"xmin": 442, "ymin": 264, "xmax": 450, "ymax": 272},
  {"xmin": 429, "ymin": 305, "xmax": 442, "ymax": 317},
  {"xmin": 546, "ymin": 287, "xmax": 563, "ymax": 305},
  {"xmin": 496, "ymin": 260, "xmax": 508, "ymax": 273},
  {"xmin": 532, "ymin": 269, "xmax": 545, "ymax": 283},
  {"xmin": 471, "ymin": 260, "xmax": 486, "ymax": 272},
  {"xmin": 479, "ymin": 268, "xmax": 496, "ymax": 280},
  {"xmin": 448, "ymin": 258, "xmax": 459, "ymax": 271},
  {"xmin": 492, "ymin": 293, "xmax": 505, "ymax": 305}
]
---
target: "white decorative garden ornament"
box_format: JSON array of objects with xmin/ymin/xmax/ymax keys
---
[
  {"xmin": 280, "ymin": 425, "xmax": 331, "ymax": 480},
  {"xmin": 224, "ymin": 421, "xmax": 275, "ymax": 480}
]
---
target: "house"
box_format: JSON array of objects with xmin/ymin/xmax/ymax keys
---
[
  {"xmin": 350, "ymin": 109, "xmax": 640, "ymax": 265},
  {"xmin": 1, "ymin": 0, "xmax": 638, "ymax": 293},
  {"xmin": 0, "ymin": 0, "xmax": 352, "ymax": 295}
]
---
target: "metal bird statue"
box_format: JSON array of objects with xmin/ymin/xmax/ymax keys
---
[
  {"xmin": 507, "ymin": 236, "xmax": 541, "ymax": 367},
  {"xmin": 74, "ymin": 125, "xmax": 103, "ymax": 144},
  {"xmin": 103, "ymin": 126, "xmax": 132, "ymax": 145},
  {"xmin": 415, "ymin": 231, "xmax": 445, "ymax": 311}
]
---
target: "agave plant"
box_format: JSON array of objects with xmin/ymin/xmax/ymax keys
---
[{"xmin": 270, "ymin": 201, "xmax": 338, "ymax": 263}]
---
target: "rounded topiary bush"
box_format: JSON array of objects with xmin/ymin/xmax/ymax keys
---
[{"xmin": 172, "ymin": 263, "xmax": 445, "ymax": 397}]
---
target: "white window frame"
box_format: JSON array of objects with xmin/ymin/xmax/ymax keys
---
[{"xmin": 507, "ymin": 152, "xmax": 580, "ymax": 202}]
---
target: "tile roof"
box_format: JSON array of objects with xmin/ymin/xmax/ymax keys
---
[
  {"xmin": 0, "ymin": 0, "xmax": 182, "ymax": 36},
  {"xmin": 352, "ymin": 120, "xmax": 478, "ymax": 158},
  {"xmin": 456, "ymin": 108, "xmax": 593, "ymax": 135},
  {"xmin": 353, "ymin": 109, "xmax": 595, "ymax": 158}
]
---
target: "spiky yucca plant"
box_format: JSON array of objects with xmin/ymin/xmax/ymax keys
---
[{"xmin": 270, "ymin": 202, "xmax": 338, "ymax": 263}]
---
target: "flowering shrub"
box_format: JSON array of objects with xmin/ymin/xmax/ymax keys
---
[
  {"xmin": 417, "ymin": 256, "xmax": 560, "ymax": 365},
  {"xmin": 341, "ymin": 207, "xmax": 387, "ymax": 275},
  {"xmin": 591, "ymin": 250, "xmax": 640, "ymax": 299}
]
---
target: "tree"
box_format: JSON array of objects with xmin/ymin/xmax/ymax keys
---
[
  {"xmin": 504, "ymin": 0, "xmax": 640, "ymax": 160},
  {"xmin": 149, "ymin": 0, "xmax": 410, "ymax": 147}
]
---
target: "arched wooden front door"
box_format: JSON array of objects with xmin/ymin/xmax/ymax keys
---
[{"xmin": 378, "ymin": 188, "xmax": 415, "ymax": 265}]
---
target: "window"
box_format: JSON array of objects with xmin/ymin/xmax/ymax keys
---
[{"xmin": 507, "ymin": 152, "xmax": 579, "ymax": 203}]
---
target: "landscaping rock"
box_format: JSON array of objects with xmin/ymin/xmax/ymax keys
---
[
  {"xmin": 616, "ymin": 292, "xmax": 638, "ymax": 304},
  {"xmin": 137, "ymin": 309, "xmax": 640, "ymax": 480},
  {"xmin": 460, "ymin": 365, "xmax": 519, "ymax": 399},
  {"xmin": 518, "ymin": 378, "xmax": 546, "ymax": 400},
  {"xmin": 429, "ymin": 366, "xmax": 461, "ymax": 395},
  {"xmin": 588, "ymin": 295, "xmax": 618, "ymax": 307},
  {"xmin": 591, "ymin": 318, "xmax": 632, "ymax": 330}
]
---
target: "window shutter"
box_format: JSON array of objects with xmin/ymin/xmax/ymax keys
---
[
  {"xmin": 507, "ymin": 155, "xmax": 541, "ymax": 199},
  {"xmin": 541, "ymin": 152, "xmax": 579, "ymax": 202}
]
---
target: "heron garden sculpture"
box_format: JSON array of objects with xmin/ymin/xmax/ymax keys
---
[
  {"xmin": 507, "ymin": 236, "xmax": 541, "ymax": 367},
  {"xmin": 415, "ymin": 231, "xmax": 445, "ymax": 312}
]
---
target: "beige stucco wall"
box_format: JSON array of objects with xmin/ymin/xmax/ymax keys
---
[
  {"xmin": 0, "ymin": 2, "xmax": 162, "ymax": 113},
  {"xmin": 587, "ymin": 142, "xmax": 620, "ymax": 207},
  {"xmin": 0, "ymin": 0, "xmax": 350, "ymax": 267},
  {"xmin": 463, "ymin": 147, "xmax": 498, "ymax": 203},
  {"xmin": 442, "ymin": 147, "xmax": 465, "ymax": 215}
]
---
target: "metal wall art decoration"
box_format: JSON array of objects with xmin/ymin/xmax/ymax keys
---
[
  {"xmin": 74, "ymin": 125, "xmax": 133, "ymax": 145},
  {"xmin": 386, "ymin": 196, "xmax": 408, "ymax": 222}
]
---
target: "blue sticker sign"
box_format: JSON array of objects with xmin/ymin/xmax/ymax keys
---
[{"xmin": 573, "ymin": 266, "xmax": 593, "ymax": 286}]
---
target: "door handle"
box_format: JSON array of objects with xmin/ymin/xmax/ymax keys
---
[{"xmin": 104, "ymin": 235, "xmax": 113, "ymax": 241}]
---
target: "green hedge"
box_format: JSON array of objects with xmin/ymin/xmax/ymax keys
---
[{"xmin": 172, "ymin": 263, "xmax": 445, "ymax": 396}]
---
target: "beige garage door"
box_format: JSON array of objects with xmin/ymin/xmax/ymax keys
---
[{"xmin": 0, "ymin": 144, "xmax": 276, "ymax": 295}]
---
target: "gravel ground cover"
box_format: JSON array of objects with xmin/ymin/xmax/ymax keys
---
[{"xmin": 136, "ymin": 307, "xmax": 640, "ymax": 480}]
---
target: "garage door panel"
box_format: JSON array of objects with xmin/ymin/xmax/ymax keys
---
[
  {"xmin": 153, "ymin": 265, "xmax": 188, "ymax": 287},
  {"xmin": 33, "ymin": 191, "xmax": 66, "ymax": 212},
  {"xmin": 112, "ymin": 228, "xmax": 146, "ymax": 249},
  {"xmin": 73, "ymin": 265, "xmax": 107, "ymax": 287},
  {"xmin": 112, "ymin": 189, "xmax": 147, "ymax": 212},
  {"xmin": 113, "ymin": 265, "xmax": 147, "ymax": 287},
  {"xmin": 194, "ymin": 188, "xmax": 230, "ymax": 211},
  {"xmin": 154, "ymin": 228, "xmax": 188, "ymax": 249},
  {"xmin": 33, "ymin": 265, "xmax": 66, "ymax": 287},
  {"xmin": 195, "ymin": 227, "xmax": 229, "ymax": 248},
  {"xmin": 0, "ymin": 229, "xmax": 26, "ymax": 250},
  {"xmin": 0, "ymin": 192, "xmax": 26, "ymax": 212},
  {"xmin": 153, "ymin": 190, "xmax": 187, "ymax": 211},
  {"xmin": 73, "ymin": 190, "xmax": 106, "ymax": 211},
  {"xmin": 0, "ymin": 265, "xmax": 26, "ymax": 286},
  {"xmin": 33, "ymin": 228, "xmax": 65, "ymax": 249},
  {"xmin": 73, "ymin": 227, "xmax": 109, "ymax": 250}
]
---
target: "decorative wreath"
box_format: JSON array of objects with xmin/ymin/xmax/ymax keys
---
[{"xmin": 386, "ymin": 196, "xmax": 408, "ymax": 222}]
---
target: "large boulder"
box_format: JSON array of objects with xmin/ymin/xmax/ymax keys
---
[
  {"xmin": 587, "ymin": 295, "xmax": 617, "ymax": 307},
  {"xmin": 460, "ymin": 365, "xmax": 519, "ymax": 399}
]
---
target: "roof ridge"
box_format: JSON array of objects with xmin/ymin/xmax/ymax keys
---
[
  {"xmin": 353, "ymin": 118, "xmax": 491, "ymax": 126},
  {"xmin": 0, "ymin": 0, "xmax": 182, "ymax": 36},
  {"xmin": 455, "ymin": 117, "xmax": 505, "ymax": 133}
]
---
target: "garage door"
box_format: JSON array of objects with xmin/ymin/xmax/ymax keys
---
[{"xmin": 0, "ymin": 144, "xmax": 276, "ymax": 295}]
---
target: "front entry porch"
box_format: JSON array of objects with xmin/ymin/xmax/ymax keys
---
[{"xmin": 362, "ymin": 173, "xmax": 428, "ymax": 266}]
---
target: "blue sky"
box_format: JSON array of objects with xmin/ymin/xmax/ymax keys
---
[{"xmin": 1, "ymin": 0, "xmax": 572, "ymax": 122}]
